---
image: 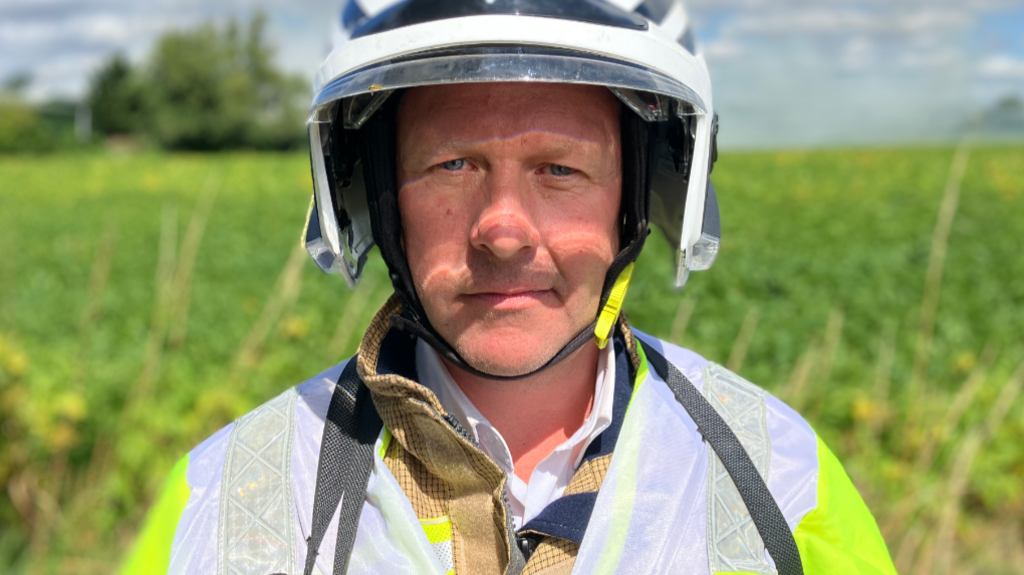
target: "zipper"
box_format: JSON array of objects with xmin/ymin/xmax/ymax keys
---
[
  {"xmin": 442, "ymin": 411, "xmax": 478, "ymax": 446},
  {"xmin": 439, "ymin": 406, "xmax": 527, "ymax": 569},
  {"xmin": 409, "ymin": 398, "xmax": 525, "ymax": 571},
  {"xmin": 505, "ymin": 488, "xmax": 535, "ymax": 561}
]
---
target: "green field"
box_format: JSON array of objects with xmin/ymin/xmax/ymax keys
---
[{"xmin": 1, "ymin": 147, "xmax": 1022, "ymax": 573}]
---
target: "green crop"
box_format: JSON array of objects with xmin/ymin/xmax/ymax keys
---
[{"xmin": 0, "ymin": 146, "xmax": 1021, "ymax": 573}]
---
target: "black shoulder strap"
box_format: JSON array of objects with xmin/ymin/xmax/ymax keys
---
[
  {"xmin": 303, "ymin": 358, "xmax": 383, "ymax": 575},
  {"xmin": 638, "ymin": 340, "xmax": 804, "ymax": 575}
]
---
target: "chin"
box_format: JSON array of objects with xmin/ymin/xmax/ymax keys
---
[{"xmin": 453, "ymin": 326, "xmax": 570, "ymax": 377}]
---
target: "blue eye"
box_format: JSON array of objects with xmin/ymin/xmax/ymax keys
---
[
  {"xmin": 442, "ymin": 159, "xmax": 465, "ymax": 171},
  {"xmin": 549, "ymin": 164, "xmax": 573, "ymax": 176}
]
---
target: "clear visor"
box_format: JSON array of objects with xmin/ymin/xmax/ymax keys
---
[{"xmin": 310, "ymin": 49, "xmax": 706, "ymax": 127}]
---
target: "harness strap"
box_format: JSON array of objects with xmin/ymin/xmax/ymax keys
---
[
  {"xmin": 303, "ymin": 359, "xmax": 383, "ymax": 575},
  {"xmin": 639, "ymin": 340, "xmax": 804, "ymax": 575}
]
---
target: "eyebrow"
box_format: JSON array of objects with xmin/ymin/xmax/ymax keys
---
[{"xmin": 417, "ymin": 130, "xmax": 608, "ymax": 165}]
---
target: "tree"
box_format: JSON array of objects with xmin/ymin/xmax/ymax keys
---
[
  {"xmin": 88, "ymin": 54, "xmax": 145, "ymax": 136},
  {"xmin": 0, "ymin": 100, "xmax": 46, "ymax": 152},
  {"xmin": 2, "ymin": 71, "xmax": 32, "ymax": 96},
  {"xmin": 144, "ymin": 13, "xmax": 307, "ymax": 150},
  {"xmin": 0, "ymin": 71, "xmax": 64, "ymax": 152},
  {"xmin": 977, "ymin": 94, "xmax": 1024, "ymax": 135}
]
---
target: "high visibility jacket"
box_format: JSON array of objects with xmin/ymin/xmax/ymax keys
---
[{"xmin": 122, "ymin": 297, "xmax": 896, "ymax": 575}]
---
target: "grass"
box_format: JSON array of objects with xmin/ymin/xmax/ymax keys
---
[{"xmin": 0, "ymin": 146, "xmax": 1022, "ymax": 573}]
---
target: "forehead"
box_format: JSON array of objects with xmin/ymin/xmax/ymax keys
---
[{"xmin": 396, "ymin": 82, "xmax": 621, "ymax": 147}]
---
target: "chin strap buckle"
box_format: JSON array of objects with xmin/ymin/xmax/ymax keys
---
[{"xmin": 594, "ymin": 262, "xmax": 635, "ymax": 349}]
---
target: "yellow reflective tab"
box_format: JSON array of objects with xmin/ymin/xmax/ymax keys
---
[
  {"xmin": 622, "ymin": 338, "xmax": 650, "ymax": 423},
  {"xmin": 794, "ymin": 437, "xmax": 897, "ymax": 575},
  {"xmin": 421, "ymin": 516, "xmax": 454, "ymax": 573},
  {"xmin": 420, "ymin": 515, "xmax": 453, "ymax": 545},
  {"xmin": 595, "ymin": 263, "xmax": 635, "ymax": 349},
  {"xmin": 119, "ymin": 454, "xmax": 191, "ymax": 575},
  {"xmin": 378, "ymin": 425, "xmax": 392, "ymax": 460},
  {"xmin": 632, "ymin": 338, "xmax": 649, "ymax": 405}
]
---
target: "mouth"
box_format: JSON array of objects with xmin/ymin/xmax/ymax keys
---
[{"xmin": 464, "ymin": 289, "xmax": 555, "ymax": 311}]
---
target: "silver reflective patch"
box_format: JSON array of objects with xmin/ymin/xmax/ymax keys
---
[
  {"xmin": 702, "ymin": 363, "xmax": 775, "ymax": 575},
  {"xmin": 218, "ymin": 388, "xmax": 299, "ymax": 575}
]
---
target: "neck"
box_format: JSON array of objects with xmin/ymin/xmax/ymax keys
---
[{"xmin": 444, "ymin": 342, "xmax": 600, "ymax": 483}]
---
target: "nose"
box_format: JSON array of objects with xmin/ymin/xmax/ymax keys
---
[{"xmin": 469, "ymin": 168, "xmax": 540, "ymax": 259}]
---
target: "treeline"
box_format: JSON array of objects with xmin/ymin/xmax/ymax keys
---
[{"xmin": 1, "ymin": 13, "xmax": 308, "ymax": 153}]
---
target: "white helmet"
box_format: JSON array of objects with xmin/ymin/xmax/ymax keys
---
[{"xmin": 303, "ymin": 0, "xmax": 721, "ymax": 377}]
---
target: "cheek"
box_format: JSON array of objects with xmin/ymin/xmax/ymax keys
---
[
  {"xmin": 399, "ymin": 186, "xmax": 471, "ymax": 289},
  {"xmin": 538, "ymin": 188, "xmax": 621, "ymax": 283}
]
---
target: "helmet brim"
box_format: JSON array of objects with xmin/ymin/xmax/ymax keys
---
[{"xmin": 309, "ymin": 48, "xmax": 706, "ymax": 126}]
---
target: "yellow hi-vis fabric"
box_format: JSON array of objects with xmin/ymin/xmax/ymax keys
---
[
  {"xmin": 793, "ymin": 437, "xmax": 897, "ymax": 575},
  {"xmin": 419, "ymin": 516, "xmax": 455, "ymax": 575},
  {"xmin": 119, "ymin": 455, "xmax": 190, "ymax": 575}
]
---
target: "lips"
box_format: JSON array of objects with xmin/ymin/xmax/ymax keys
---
[{"xmin": 465, "ymin": 289, "xmax": 554, "ymax": 311}]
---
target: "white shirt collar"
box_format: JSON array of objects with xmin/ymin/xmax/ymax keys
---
[{"xmin": 415, "ymin": 337, "xmax": 617, "ymax": 527}]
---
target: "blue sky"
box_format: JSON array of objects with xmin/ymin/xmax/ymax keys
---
[{"xmin": 2, "ymin": 0, "xmax": 1022, "ymax": 147}]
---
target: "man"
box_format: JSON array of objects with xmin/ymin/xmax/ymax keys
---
[{"xmin": 123, "ymin": 1, "xmax": 897, "ymax": 574}]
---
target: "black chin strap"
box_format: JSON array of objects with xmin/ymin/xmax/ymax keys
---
[
  {"xmin": 390, "ymin": 316, "xmax": 599, "ymax": 381},
  {"xmin": 355, "ymin": 94, "xmax": 656, "ymax": 380}
]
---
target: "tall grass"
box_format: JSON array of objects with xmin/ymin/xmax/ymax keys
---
[{"xmin": 0, "ymin": 147, "xmax": 1021, "ymax": 573}]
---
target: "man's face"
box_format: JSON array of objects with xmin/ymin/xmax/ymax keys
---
[{"xmin": 396, "ymin": 83, "xmax": 622, "ymax": 376}]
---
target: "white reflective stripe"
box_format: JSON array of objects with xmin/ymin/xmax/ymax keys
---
[
  {"xmin": 217, "ymin": 387, "xmax": 299, "ymax": 575},
  {"xmin": 702, "ymin": 363, "xmax": 774, "ymax": 575}
]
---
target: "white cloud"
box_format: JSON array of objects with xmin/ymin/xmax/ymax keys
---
[
  {"xmin": 23, "ymin": 52, "xmax": 107, "ymax": 101},
  {"xmin": 0, "ymin": 14, "xmax": 169, "ymax": 47},
  {"xmin": 899, "ymin": 47, "xmax": 962, "ymax": 69},
  {"xmin": 691, "ymin": 2, "xmax": 979, "ymax": 81},
  {"xmin": 702, "ymin": 38, "xmax": 745, "ymax": 61},
  {"xmin": 840, "ymin": 36, "xmax": 875, "ymax": 71},
  {"xmin": 978, "ymin": 54, "xmax": 1024, "ymax": 79},
  {"xmin": 725, "ymin": 7, "xmax": 970, "ymax": 37}
]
